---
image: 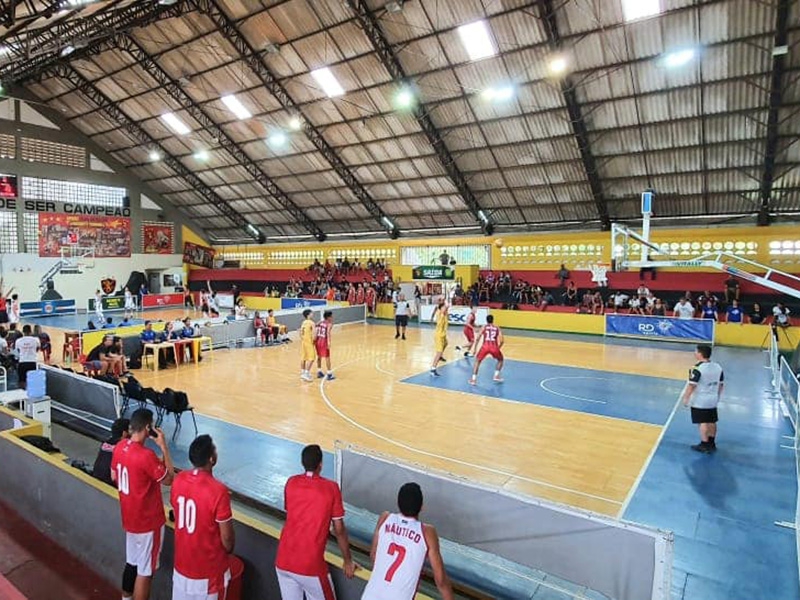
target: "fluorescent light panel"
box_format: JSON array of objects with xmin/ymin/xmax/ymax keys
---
[
  {"xmin": 161, "ymin": 112, "xmax": 191, "ymax": 135},
  {"xmin": 458, "ymin": 20, "xmax": 497, "ymax": 61},
  {"xmin": 221, "ymin": 94, "xmax": 252, "ymax": 120},
  {"xmin": 622, "ymin": 0, "xmax": 660, "ymax": 22},
  {"xmin": 663, "ymin": 48, "xmax": 695, "ymax": 68},
  {"xmin": 310, "ymin": 67, "xmax": 345, "ymax": 98}
]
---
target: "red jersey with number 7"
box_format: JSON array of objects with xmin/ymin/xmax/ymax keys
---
[{"xmin": 362, "ymin": 513, "xmax": 428, "ymax": 600}]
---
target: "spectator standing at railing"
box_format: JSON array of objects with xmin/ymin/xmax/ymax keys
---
[
  {"xmin": 773, "ymin": 302, "xmax": 791, "ymax": 328},
  {"xmin": 562, "ymin": 281, "xmax": 577, "ymax": 306},
  {"xmin": 725, "ymin": 300, "xmax": 744, "ymax": 325},
  {"xmin": 700, "ymin": 299, "xmax": 718, "ymax": 321},
  {"xmin": 275, "ymin": 444, "xmax": 356, "ymax": 600},
  {"xmin": 673, "ymin": 297, "xmax": 695, "ymax": 320},
  {"xmin": 723, "ymin": 276, "xmax": 740, "ymax": 304},
  {"xmin": 556, "ymin": 264, "xmax": 570, "ymax": 287},
  {"xmin": 749, "ymin": 303, "xmax": 765, "ymax": 325}
]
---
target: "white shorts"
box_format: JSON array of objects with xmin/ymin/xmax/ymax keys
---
[
  {"xmin": 275, "ymin": 568, "xmax": 336, "ymax": 600},
  {"xmin": 172, "ymin": 568, "xmax": 231, "ymax": 600},
  {"xmin": 125, "ymin": 300, "xmax": 135, "ymax": 310},
  {"xmin": 125, "ymin": 526, "xmax": 164, "ymax": 577}
]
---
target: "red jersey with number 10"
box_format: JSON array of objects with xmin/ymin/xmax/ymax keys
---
[
  {"xmin": 110, "ymin": 439, "xmax": 168, "ymax": 533},
  {"xmin": 170, "ymin": 469, "xmax": 233, "ymax": 584}
]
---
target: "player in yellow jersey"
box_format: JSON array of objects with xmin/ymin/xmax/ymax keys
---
[
  {"xmin": 299, "ymin": 309, "xmax": 316, "ymax": 382},
  {"xmin": 430, "ymin": 298, "xmax": 449, "ymax": 376}
]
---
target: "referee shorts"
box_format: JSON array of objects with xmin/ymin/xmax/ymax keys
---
[
  {"xmin": 691, "ymin": 407, "xmax": 718, "ymax": 424},
  {"xmin": 395, "ymin": 314, "xmax": 409, "ymax": 327}
]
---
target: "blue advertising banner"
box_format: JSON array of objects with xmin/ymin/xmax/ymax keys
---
[
  {"xmin": 281, "ymin": 298, "xmax": 327, "ymax": 310},
  {"xmin": 605, "ymin": 314, "xmax": 714, "ymax": 343},
  {"xmin": 20, "ymin": 299, "xmax": 77, "ymax": 317}
]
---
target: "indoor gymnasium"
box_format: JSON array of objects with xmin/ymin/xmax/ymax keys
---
[{"xmin": 0, "ymin": 1, "xmax": 798, "ymax": 600}]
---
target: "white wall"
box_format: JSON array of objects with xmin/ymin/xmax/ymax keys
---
[{"xmin": 1, "ymin": 253, "xmax": 183, "ymax": 309}]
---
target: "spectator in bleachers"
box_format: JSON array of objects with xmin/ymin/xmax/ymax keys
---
[
  {"xmin": 700, "ymin": 299, "xmax": 718, "ymax": 321},
  {"xmin": 579, "ymin": 291, "xmax": 594, "ymax": 314},
  {"xmin": 636, "ymin": 283, "xmax": 650, "ymax": 298},
  {"xmin": 698, "ymin": 290, "xmax": 718, "ymax": 309},
  {"xmin": 531, "ymin": 285, "xmax": 544, "ymax": 306},
  {"xmin": 439, "ymin": 249, "xmax": 451, "ymax": 265},
  {"xmin": 556, "ymin": 264, "xmax": 570, "ymax": 287},
  {"xmin": 562, "ymin": 281, "xmax": 578, "ymax": 306},
  {"xmin": 773, "ymin": 302, "xmax": 791, "ymax": 328},
  {"xmin": 102, "ymin": 316, "xmax": 116, "ymax": 329},
  {"xmin": 723, "ymin": 276, "xmax": 740, "ymax": 304},
  {"xmin": 540, "ymin": 290, "xmax": 555, "ymax": 311},
  {"xmin": 726, "ymin": 300, "xmax": 743, "ymax": 324},
  {"xmin": 275, "ymin": 444, "xmax": 356, "ymax": 597},
  {"xmin": 611, "ymin": 290, "xmax": 628, "ymax": 313},
  {"xmin": 674, "ymin": 297, "xmax": 695, "ymax": 320},
  {"xmin": 34, "ymin": 324, "xmax": 51, "ymax": 365},
  {"xmin": 749, "ymin": 303, "xmax": 766, "ymax": 325},
  {"xmin": 652, "ymin": 298, "xmax": 667, "ymax": 316},
  {"xmin": 92, "ymin": 417, "xmax": 130, "ymax": 486},
  {"xmin": 629, "ymin": 295, "xmax": 645, "ymax": 315},
  {"xmin": 592, "ymin": 291, "xmax": 604, "ymax": 315}
]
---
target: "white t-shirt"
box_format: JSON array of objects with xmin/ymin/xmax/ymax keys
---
[
  {"xmin": 395, "ymin": 301, "xmax": 410, "ymax": 316},
  {"xmin": 8, "ymin": 300, "xmax": 19, "ymax": 324},
  {"xmin": 637, "ymin": 286, "xmax": 650, "ymax": 297},
  {"xmin": 773, "ymin": 305, "xmax": 790, "ymax": 325},
  {"xmin": 674, "ymin": 302, "xmax": 695, "ymax": 319},
  {"xmin": 613, "ymin": 293, "xmax": 629, "ymax": 307},
  {"xmin": 15, "ymin": 336, "xmax": 40, "ymax": 363},
  {"xmin": 688, "ymin": 361, "xmax": 724, "ymax": 409}
]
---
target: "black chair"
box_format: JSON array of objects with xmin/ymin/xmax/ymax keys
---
[
  {"xmin": 142, "ymin": 387, "xmax": 165, "ymax": 424},
  {"xmin": 159, "ymin": 388, "xmax": 198, "ymax": 440},
  {"xmin": 121, "ymin": 378, "xmax": 147, "ymax": 414}
]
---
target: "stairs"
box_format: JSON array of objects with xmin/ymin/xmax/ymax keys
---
[{"xmin": 38, "ymin": 261, "xmax": 64, "ymax": 297}]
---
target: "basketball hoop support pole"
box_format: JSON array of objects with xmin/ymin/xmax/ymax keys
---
[{"xmin": 641, "ymin": 190, "xmax": 654, "ymax": 261}]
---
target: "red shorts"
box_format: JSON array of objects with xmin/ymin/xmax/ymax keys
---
[
  {"xmin": 315, "ymin": 342, "xmax": 330, "ymax": 358},
  {"xmin": 464, "ymin": 327, "xmax": 475, "ymax": 343},
  {"xmin": 477, "ymin": 346, "xmax": 503, "ymax": 362}
]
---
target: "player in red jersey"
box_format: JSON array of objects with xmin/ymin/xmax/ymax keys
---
[
  {"xmin": 355, "ymin": 284, "xmax": 365, "ymax": 306},
  {"xmin": 365, "ymin": 285, "xmax": 377, "ymax": 317},
  {"xmin": 346, "ymin": 285, "xmax": 356, "ymax": 305},
  {"xmin": 275, "ymin": 444, "xmax": 356, "ymax": 600},
  {"xmin": 170, "ymin": 434, "xmax": 235, "ymax": 600},
  {"xmin": 111, "ymin": 408, "xmax": 174, "ymax": 600},
  {"xmin": 468, "ymin": 314, "xmax": 505, "ymax": 384},
  {"xmin": 455, "ymin": 306, "xmax": 478, "ymax": 357},
  {"xmin": 314, "ymin": 310, "xmax": 335, "ymax": 381}
]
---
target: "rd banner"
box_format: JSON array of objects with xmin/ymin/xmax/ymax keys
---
[
  {"xmin": 605, "ymin": 314, "xmax": 714, "ymax": 343},
  {"xmin": 39, "ymin": 213, "xmax": 131, "ymax": 257}
]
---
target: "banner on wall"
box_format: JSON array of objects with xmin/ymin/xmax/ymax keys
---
[
  {"xmin": 412, "ymin": 265, "xmax": 455, "ymax": 280},
  {"xmin": 183, "ymin": 241, "xmax": 215, "ymax": 268},
  {"xmin": 142, "ymin": 223, "xmax": 174, "ymax": 254},
  {"xmin": 142, "ymin": 293, "xmax": 183, "ymax": 309},
  {"xmin": 605, "ymin": 314, "xmax": 714, "ymax": 343},
  {"xmin": 20, "ymin": 299, "xmax": 77, "ymax": 317},
  {"xmin": 88, "ymin": 296, "xmax": 127, "ymax": 312},
  {"xmin": 419, "ymin": 304, "xmax": 489, "ymax": 325},
  {"xmin": 38, "ymin": 213, "xmax": 131, "ymax": 257},
  {"xmin": 282, "ymin": 298, "xmax": 327, "ymax": 310}
]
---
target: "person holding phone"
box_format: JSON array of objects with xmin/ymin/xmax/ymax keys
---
[{"xmin": 111, "ymin": 408, "xmax": 175, "ymax": 600}]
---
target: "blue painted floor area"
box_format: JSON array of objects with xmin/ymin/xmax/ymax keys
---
[
  {"xmin": 623, "ymin": 346, "xmax": 798, "ymax": 600},
  {"xmin": 402, "ymin": 358, "xmax": 686, "ymax": 425},
  {"xmin": 24, "ymin": 309, "xmax": 167, "ymax": 331}
]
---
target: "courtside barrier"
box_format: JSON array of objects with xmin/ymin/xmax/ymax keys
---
[
  {"xmin": 281, "ymin": 297, "xmax": 326, "ymax": 309},
  {"xmin": 336, "ymin": 444, "xmax": 673, "ymax": 600},
  {"xmin": 605, "ymin": 314, "xmax": 714, "ymax": 343},
  {"xmin": 88, "ymin": 296, "xmax": 137, "ymax": 314},
  {"xmin": 142, "ymin": 293, "xmax": 183, "ymax": 309},
  {"xmin": 20, "ymin": 299, "xmax": 77, "ymax": 317},
  {"xmin": 41, "ymin": 365, "xmax": 120, "ymax": 421},
  {"xmin": 0, "ymin": 409, "xmax": 415, "ymax": 600}
]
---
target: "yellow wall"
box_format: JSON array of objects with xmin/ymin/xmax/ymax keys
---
[
  {"xmin": 212, "ymin": 224, "xmax": 800, "ymax": 274},
  {"xmin": 714, "ymin": 322, "xmax": 800, "ymax": 350},
  {"xmin": 241, "ymin": 297, "xmax": 282, "ymax": 311}
]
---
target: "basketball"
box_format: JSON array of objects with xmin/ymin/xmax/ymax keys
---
[{"xmin": 494, "ymin": 238, "xmax": 504, "ymax": 248}]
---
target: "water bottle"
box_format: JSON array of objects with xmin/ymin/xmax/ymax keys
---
[{"xmin": 26, "ymin": 369, "xmax": 46, "ymax": 398}]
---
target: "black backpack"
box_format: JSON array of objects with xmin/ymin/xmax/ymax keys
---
[
  {"xmin": 128, "ymin": 348, "xmax": 143, "ymax": 370},
  {"xmin": 161, "ymin": 388, "xmax": 189, "ymax": 412}
]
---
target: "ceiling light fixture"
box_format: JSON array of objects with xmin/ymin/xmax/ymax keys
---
[
  {"xmin": 310, "ymin": 67, "xmax": 345, "ymax": 97},
  {"xmin": 221, "ymin": 94, "xmax": 252, "ymax": 120},
  {"xmin": 394, "ymin": 87, "xmax": 415, "ymax": 110},
  {"xmin": 60, "ymin": 44, "xmax": 75, "ymax": 57},
  {"xmin": 548, "ymin": 56, "xmax": 568, "ymax": 75},
  {"xmin": 264, "ymin": 42, "xmax": 281, "ymax": 54},
  {"xmin": 621, "ymin": 0, "xmax": 660, "ymax": 22},
  {"xmin": 267, "ymin": 130, "xmax": 288, "ymax": 149},
  {"xmin": 663, "ymin": 48, "xmax": 696, "ymax": 68},
  {"xmin": 385, "ymin": 0, "xmax": 405, "ymax": 12},
  {"xmin": 148, "ymin": 150, "xmax": 161, "ymax": 161},
  {"xmin": 457, "ymin": 20, "xmax": 497, "ymax": 61},
  {"xmin": 161, "ymin": 112, "xmax": 191, "ymax": 135},
  {"xmin": 193, "ymin": 149, "xmax": 210, "ymax": 161},
  {"xmin": 482, "ymin": 85, "xmax": 514, "ymax": 102},
  {"xmin": 288, "ymin": 116, "xmax": 302, "ymax": 130}
]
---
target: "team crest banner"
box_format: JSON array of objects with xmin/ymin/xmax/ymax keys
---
[
  {"xmin": 183, "ymin": 241, "xmax": 216, "ymax": 268},
  {"xmin": 605, "ymin": 314, "xmax": 714, "ymax": 343},
  {"xmin": 38, "ymin": 213, "xmax": 131, "ymax": 257},
  {"xmin": 411, "ymin": 265, "xmax": 455, "ymax": 280}
]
